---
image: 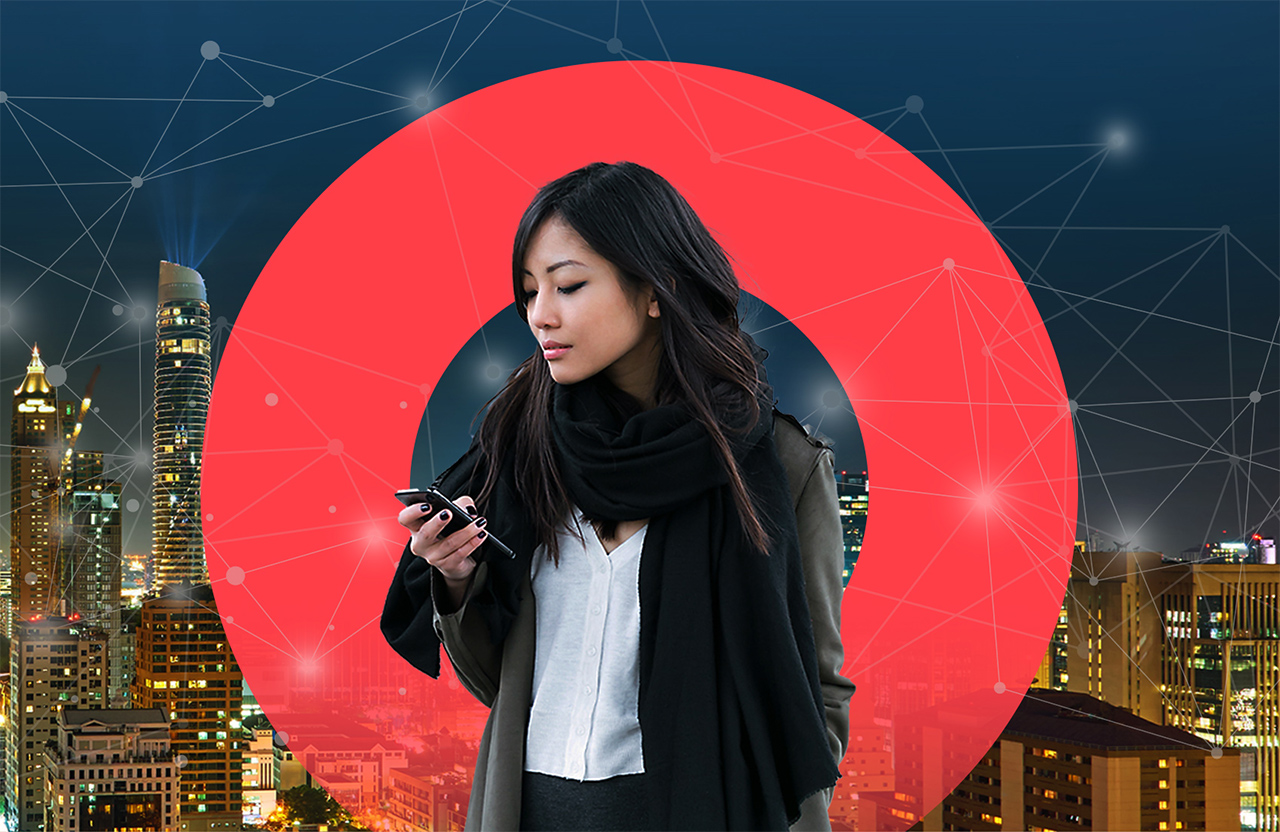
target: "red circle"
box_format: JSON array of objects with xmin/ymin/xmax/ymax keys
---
[{"xmin": 205, "ymin": 61, "xmax": 1076, "ymax": 827}]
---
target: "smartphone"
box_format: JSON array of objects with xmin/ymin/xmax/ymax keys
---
[{"xmin": 395, "ymin": 487, "xmax": 515, "ymax": 559}]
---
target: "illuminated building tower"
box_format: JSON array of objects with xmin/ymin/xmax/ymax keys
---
[
  {"xmin": 834, "ymin": 470, "xmax": 868, "ymax": 587},
  {"xmin": 43, "ymin": 708, "xmax": 179, "ymax": 832},
  {"xmin": 1148, "ymin": 561, "xmax": 1280, "ymax": 832},
  {"xmin": 926, "ymin": 688, "xmax": 1240, "ymax": 832},
  {"xmin": 1061, "ymin": 550, "xmax": 1165, "ymax": 724},
  {"xmin": 10, "ymin": 345, "xmax": 75, "ymax": 625},
  {"xmin": 132, "ymin": 584, "xmax": 242, "ymax": 830},
  {"xmin": 4, "ymin": 615, "xmax": 108, "ymax": 831},
  {"xmin": 152, "ymin": 262, "xmax": 212, "ymax": 590},
  {"xmin": 1041, "ymin": 549, "xmax": 1279, "ymax": 831},
  {"xmin": 60, "ymin": 451, "xmax": 124, "ymax": 705},
  {"xmin": 1, "ymin": 567, "xmax": 13, "ymax": 640}
]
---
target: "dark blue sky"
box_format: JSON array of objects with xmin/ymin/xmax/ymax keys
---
[{"xmin": 1, "ymin": 1, "xmax": 1277, "ymax": 557}]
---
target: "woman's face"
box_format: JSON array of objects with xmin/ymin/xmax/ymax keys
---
[{"xmin": 521, "ymin": 218, "xmax": 662, "ymax": 404}]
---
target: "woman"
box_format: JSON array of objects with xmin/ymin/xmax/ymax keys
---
[{"xmin": 382, "ymin": 161, "xmax": 854, "ymax": 831}]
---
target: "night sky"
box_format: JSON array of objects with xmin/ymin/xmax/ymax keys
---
[{"xmin": 1, "ymin": 1, "xmax": 1277, "ymax": 559}]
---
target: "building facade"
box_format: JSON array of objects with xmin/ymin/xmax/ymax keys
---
[
  {"xmin": 5, "ymin": 616, "xmax": 109, "ymax": 831},
  {"xmin": 42, "ymin": 708, "xmax": 179, "ymax": 831},
  {"xmin": 151, "ymin": 262, "xmax": 212, "ymax": 590},
  {"xmin": 130, "ymin": 585, "xmax": 241, "ymax": 830}
]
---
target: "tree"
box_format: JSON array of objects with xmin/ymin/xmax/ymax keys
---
[{"xmin": 256, "ymin": 785, "xmax": 368, "ymax": 830}]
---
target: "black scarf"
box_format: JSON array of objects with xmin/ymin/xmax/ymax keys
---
[{"xmin": 382, "ymin": 340, "xmax": 839, "ymax": 829}]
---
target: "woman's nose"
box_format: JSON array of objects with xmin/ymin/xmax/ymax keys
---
[{"xmin": 528, "ymin": 294, "xmax": 558, "ymax": 329}]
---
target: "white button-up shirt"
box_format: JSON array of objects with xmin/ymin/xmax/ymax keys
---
[{"xmin": 525, "ymin": 506, "xmax": 647, "ymax": 781}]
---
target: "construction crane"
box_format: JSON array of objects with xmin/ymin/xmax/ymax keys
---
[{"xmin": 44, "ymin": 364, "xmax": 102, "ymax": 618}]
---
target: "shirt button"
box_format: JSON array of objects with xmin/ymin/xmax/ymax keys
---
[
  {"xmin": 587, "ymin": 647, "xmax": 597, "ymax": 656},
  {"xmin": 584, "ymin": 685, "xmax": 592, "ymax": 694},
  {"xmin": 591, "ymin": 605, "xmax": 602, "ymax": 615},
  {"xmin": 576, "ymin": 727, "xmax": 586, "ymax": 736}
]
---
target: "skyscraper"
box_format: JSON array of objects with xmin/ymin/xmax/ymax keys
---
[
  {"xmin": 60, "ymin": 450, "xmax": 124, "ymax": 704},
  {"xmin": 152, "ymin": 262, "xmax": 212, "ymax": 590},
  {"xmin": 10, "ymin": 345, "xmax": 75, "ymax": 626}
]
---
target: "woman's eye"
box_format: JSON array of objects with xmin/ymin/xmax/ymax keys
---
[
  {"xmin": 521, "ymin": 289, "xmax": 536, "ymax": 303},
  {"xmin": 558, "ymin": 282, "xmax": 586, "ymax": 295}
]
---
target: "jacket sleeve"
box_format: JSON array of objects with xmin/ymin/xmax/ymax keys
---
[
  {"xmin": 432, "ymin": 561, "xmax": 504, "ymax": 708},
  {"xmin": 794, "ymin": 445, "xmax": 856, "ymax": 771}
]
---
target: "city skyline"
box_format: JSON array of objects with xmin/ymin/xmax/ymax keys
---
[{"xmin": 1, "ymin": 3, "xmax": 1276, "ymax": 830}]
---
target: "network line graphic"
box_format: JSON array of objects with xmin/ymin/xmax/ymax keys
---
[{"xmin": 0, "ymin": 2, "xmax": 1276, "ymax": 830}]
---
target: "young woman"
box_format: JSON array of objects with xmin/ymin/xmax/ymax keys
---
[{"xmin": 382, "ymin": 162, "xmax": 854, "ymax": 831}]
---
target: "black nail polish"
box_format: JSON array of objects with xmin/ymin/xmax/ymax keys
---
[
  {"xmin": 476, "ymin": 517, "xmax": 488, "ymax": 528},
  {"xmin": 477, "ymin": 531, "xmax": 487, "ymax": 540},
  {"xmin": 419, "ymin": 503, "xmax": 431, "ymax": 512},
  {"xmin": 465, "ymin": 505, "xmax": 479, "ymax": 516},
  {"xmin": 438, "ymin": 510, "xmax": 450, "ymax": 522}
]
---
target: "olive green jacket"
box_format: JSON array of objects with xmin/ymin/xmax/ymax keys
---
[{"xmin": 431, "ymin": 412, "xmax": 855, "ymax": 830}]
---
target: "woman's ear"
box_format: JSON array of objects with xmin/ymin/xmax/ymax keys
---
[{"xmin": 647, "ymin": 288, "xmax": 660, "ymax": 318}]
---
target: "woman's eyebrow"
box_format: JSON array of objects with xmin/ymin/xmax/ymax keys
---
[{"xmin": 522, "ymin": 258, "xmax": 588, "ymax": 276}]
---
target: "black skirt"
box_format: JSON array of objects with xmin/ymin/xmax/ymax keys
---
[{"xmin": 520, "ymin": 770, "xmax": 651, "ymax": 831}]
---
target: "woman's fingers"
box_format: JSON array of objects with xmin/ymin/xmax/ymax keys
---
[{"xmin": 399, "ymin": 495, "xmax": 484, "ymax": 583}]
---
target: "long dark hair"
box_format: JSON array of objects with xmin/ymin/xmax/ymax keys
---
[{"xmin": 475, "ymin": 161, "xmax": 769, "ymax": 562}]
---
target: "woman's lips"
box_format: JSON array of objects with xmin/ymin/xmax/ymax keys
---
[{"xmin": 543, "ymin": 345, "xmax": 571, "ymax": 359}]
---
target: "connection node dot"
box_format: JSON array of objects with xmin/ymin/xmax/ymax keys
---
[
  {"xmin": 606, "ymin": 37, "xmax": 623, "ymax": 54},
  {"xmin": 133, "ymin": 305, "xmax": 150, "ymax": 321},
  {"xmin": 200, "ymin": 41, "xmax": 220, "ymax": 60},
  {"xmin": 216, "ymin": 316, "xmax": 228, "ymax": 327},
  {"xmin": 225, "ymin": 566, "xmax": 245, "ymax": 586},
  {"xmin": 205, "ymin": 513, "xmax": 214, "ymax": 522},
  {"xmin": 399, "ymin": 687, "xmax": 407, "ymax": 696},
  {"xmin": 176, "ymin": 719, "xmax": 189, "ymax": 729},
  {"xmin": 1108, "ymin": 131, "xmax": 1126, "ymax": 149},
  {"xmin": 1249, "ymin": 390, "xmax": 1262, "ymax": 404},
  {"xmin": 176, "ymin": 754, "xmax": 189, "ymax": 768},
  {"xmin": 70, "ymin": 695, "xmax": 79, "ymax": 704},
  {"xmin": 24, "ymin": 572, "xmax": 37, "ymax": 586},
  {"xmin": 981, "ymin": 345, "xmax": 991, "ymax": 357},
  {"xmin": 854, "ymin": 148, "xmax": 866, "ymax": 160},
  {"xmin": 328, "ymin": 624, "xmax": 335, "ymax": 631},
  {"xmin": 709, "ymin": 152, "xmax": 721, "ymax": 164},
  {"xmin": 328, "ymin": 505, "xmax": 337, "ymax": 514},
  {"xmin": 1089, "ymin": 576, "xmax": 1099, "ymax": 586},
  {"xmin": 399, "ymin": 401, "xmax": 408, "ymax": 409},
  {"xmin": 905, "ymin": 95, "xmax": 923, "ymax": 113},
  {"xmin": 45, "ymin": 364, "xmax": 67, "ymax": 387},
  {"xmin": 0, "ymin": 91, "xmax": 7, "ymax": 104},
  {"xmin": 1076, "ymin": 644, "xmax": 1089, "ymax": 659},
  {"xmin": 1229, "ymin": 454, "xmax": 1242, "ymax": 467},
  {"xmin": 419, "ymin": 383, "xmax": 433, "ymax": 396},
  {"xmin": 262, "ymin": 95, "xmax": 275, "ymax": 108},
  {"xmin": 277, "ymin": 731, "xmax": 290, "ymax": 744},
  {"xmin": 1211, "ymin": 747, "xmax": 1222, "ymax": 759},
  {"xmin": 92, "ymin": 406, "xmax": 99, "ymax": 413},
  {"xmin": 265, "ymin": 392, "xmax": 279, "ymax": 406},
  {"xmin": 327, "ymin": 439, "xmax": 344, "ymax": 455},
  {"xmin": 486, "ymin": 363, "xmax": 502, "ymax": 380},
  {"xmin": 131, "ymin": 176, "xmax": 143, "ymax": 189},
  {"xmin": 1068, "ymin": 399, "xmax": 1079, "ymax": 414},
  {"xmin": 993, "ymin": 681, "xmax": 1006, "ymax": 694},
  {"xmin": 125, "ymin": 499, "xmax": 140, "ymax": 513},
  {"xmin": 415, "ymin": 94, "xmax": 429, "ymax": 109},
  {"xmin": 942, "ymin": 257, "xmax": 955, "ymax": 270},
  {"xmin": 225, "ymin": 615, "xmax": 234, "ymax": 624},
  {"xmin": 822, "ymin": 389, "xmax": 843, "ymax": 408},
  {"xmin": 112, "ymin": 305, "xmax": 124, "ymax": 317}
]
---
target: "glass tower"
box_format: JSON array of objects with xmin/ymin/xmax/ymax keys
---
[{"xmin": 152, "ymin": 261, "xmax": 212, "ymax": 589}]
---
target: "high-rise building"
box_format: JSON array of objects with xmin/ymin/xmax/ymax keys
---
[
  {"xmin": 131, "ymin": 584, "xmax": 242, "ymax": 830},
  {"xmin": 59, "ymin": 450, "xmax": 124, "ymax": 705},
  {"xmin": 835, "ymin": 469, "xmax": 868, "ymax": 586},
  {"xmin": 152, "ymin": 262, "xmax": 212, "ymax": 590},
  {"xmin": 10, "ymin": 345, "xmax": 75, "ymax": 625},
  {"xmin": 43, "ymin": 708, "xmax": 179, "ymax": 832},
  {"xmin": 5, "ymin": 615, "xmax": 109, "ymax": 831},
  {"xmin": 917, "ymin": 688, "xmax": 1240, "ymax": 832},
  {"xmin": 1045, "ymin": 550, "xmax": 1279, "ymax": 831}
]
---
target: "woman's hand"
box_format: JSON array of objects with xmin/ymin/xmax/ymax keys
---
[{"xmin": 398, "ymin": 496, "xmax": 487, "ymax": 588}]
